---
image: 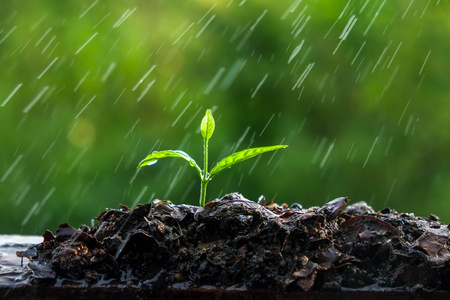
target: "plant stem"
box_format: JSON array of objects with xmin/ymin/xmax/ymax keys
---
[
  {"xmin": 200, "ymin": 177, "xmax": 208, "ymax": 207},
  {"xmin": 200, "ymin": 133, "xmax": 209, "ymax": 206}
]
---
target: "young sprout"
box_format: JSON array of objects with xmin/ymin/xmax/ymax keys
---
[{"xmin": 137, "ymin": 109, "xmax": 288, "ymax": 206}]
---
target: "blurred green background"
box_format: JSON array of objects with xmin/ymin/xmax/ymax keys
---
[{"xmin": 1, "ymin": 0, "xmax": 450, "ymax": 234}]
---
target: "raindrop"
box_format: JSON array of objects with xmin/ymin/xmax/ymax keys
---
[
  {"xmin": 37, "ymin": 56, "xmax": 59, "ymax": 79},
  {"xmin": 67, "ymin": 148, "xmax": 88, "ymax": 173},
  {"xmin": 114, "ymin": 156, "xmax": 124, "ymax": 173},
  {"xmin": 320, "ymin": 139, "xmax": 335, "ymax": 169},
  {"xmin": 269, "ymin": 154, "xmax": 284, "ymax": 177},
  {"xmin": 384, "ymin": 137, "xmax": 393, "ymax": 156},
  {"xmin": 250, "ymin": 9, "xmax": 267, "ymax": 31},
  {"xmin": 172, "ymin": 101, "xmax": 192, "ymax": 127},
  {"xmin": 219, "ymin": 58, "xmax": 246, "ymax": 90},
  {"xmin": 137, "ymin": 79, "xmax": 155, "ymax": 102},
  {"xmin": 67, "ymin": 120, "xmax": 79, "ymax": 138},
  {"xmin": 324, "ymin": 1, "xmax": 351, "ymax": 38},
  {"xmin": 113, "ymin": 7, "xmax": 137, "ymax": 28},
  {"xmin": 247, "ymin": 131, "xmax": 256, "ymax": 148},
  {"xmin": 288, "ymin": 40, "xmax": 304, "ymax": 64},
  {"xmin": 401, "ymin": 0, "xmax": 414, "ymax": 19},
  {"xmin": 248, "ymin": 155, "xmax": 262, "ymax": 175},
  {"xmin": 13, "ymin": 184, "xmax": 31, "ymax": 207},
  {"xmin": 346, "ymin": 142, "xmax": 355, "ymax": 160},
  {"xmin": 40, "ymin": 35, "xmax": 56, "ymax": 55},
  {"xmin": 267, "ymin": 137, "xmax": 286, "ymax": 165},
  {"xmin": 172, "ymin": 22, "xmax": 194, "ymax": 45},
  {"xmin": 164, "ymin": 74, "xmax": 176, "ymax": 91},
  {"xmin": 132, "ymin": 65, "xmax": 156, "ymax": 91},
  {"xmin": 1, "ymin": 154, "xmax": 23, "ymax": 182},
  {"xmin": 318, "ymin": 73, "xmax": 330, "ymax": 91},
  {"xmin": 359, "ymin": 0, "xmax": 371, "ymax": 13},
  {"xmin": 259, "ymin": 113, "xmax": 275, "ymax": 137},
  {"xmin": 46, "ymin": 41, "xmax": 59, "ymax": 58},
  {"xmin": 21, "ymin": 203, "xmax": 39, "ymax": 227},
  {"xmin": 311, "ymin": 137, "xmax": 327, "ymax": 165},
  {"xmin": 333, "ymin": 15, "xmax": 357, "ymax": 55},
  {"xmin": 293, "ymin": 15, "xmax": 311, "ymax": 38},
  {"xmin": 281, "ymin": 0, "xmax": 302, "ymax": 20},
  {"xmin": 416, "ymin": 75, "xmax": 425, "ymax": 91},
  {"xmin": 42, "ymin": 130, "xmax": 62, "ymax": 159},
  {"xmin": 196, "ymin": 15, "xmax": 215, "ymax": 38},
  {"xmin": 34, "ymin": 27, "xmax": 52, "ymax": 47},
  {"xmin": 0, "ymin": 25, "xmax": 17, "ymax": 45},
  {"xmin": 381, "ymin": 65, "xmax": 399, "ymax": 97},
  {"xmin": 197, "ymin": 3, "xmax": 217, "ymax": 24},
  {"xmin": 35, "ymin": 27, "xmax": 52, "ymax": 47},
  {"xmin": 204, "ymin": 67, "xmax": 226, "ymax": 95},
  {"xmin": 124, "ymin": 119, "xmax": 140, "ymax": 140},
  {"xmin": 109, "ymin": 37, "xmax": 120, "ymax": 54},
  {"xmin": 114, "ymin": 88, "xmax": 126, "ymax": 105},
  {"xmin": 92, "ymin": 12, "xmax": 111, "ymax": 30},
  {"xmin": 231, "ymin": 126, "xmax": 251, "ymax": 153},
  {"xmin": 164, "ymin": 166, "xmax": 186, "ymax": 199},
  {"xmin": 371, "ymin": 40, "xmax": 392, "ymax": 73},
  {"xmin": 236, "ymin": 28, "xmax": 253, "ymax": 51},
  {"xmin": 184, "ymin": 109, "xmax": 202, "ymax": 129},
  {"xmin": 383, "ymin": 179, "xmax": 397, "ymax": 208},
  {"xmin": 75, "ymin": 32, "xmax": 98, "ymax": 55},
  {"xmin": 238, "ymin": 173, "xmax": 244, "ymax": 187},
  {"xmin": 296, "ymin": 86, "xmax": 305, "ymax": 101},
  {"xmin": 79, "ymin": 0, "xmax": 99, "ymax": 19},
  {"xmin": 14, "ymin": 38, "xmax": 31, "ymax": 55},
  {"xmin": 129, "ymin": 170, "xmax": 140, "ymax": 185},
  {"xmin": 403, "ymin": 115, "xmax": 414, "ymax": 136},
  {"xmin": 170, "ymin": 89, "xmax": 187, "ymax": 111},
  {"xmin": 131, "ymin": 186, "xmax": 148, "ymax": 209},
  {"xmin": 101, "ymin": 61, "xmax": 117, "ymax": 82},
  {"xmin": 75, "ymin": 95, "xmax": 96, "ymax": 119},
  {"xmin": 42, "ymin": 163, "xmax": 57, "ymax": 184},
  {"xmin": 363, "ymin": 0, "xmax": 386, "ymax": 36},
  {"xmin": 1, "ymin": 83, "xmax": 23, "ymax": 107},
  {"xmin": 251, "ymin": 73, "xmax": 268, "ymax": 98},
  {"xmin": 74, "ymin": 70, "xmax": 90, "ymax": 92},
  {"xmin": 363, "ymin": 136, "xmax": 379, "ymax": 168},
  {"xmin": 410, "ymin": 118, "xmax": 419, "ymax": 135},
  {"xmin": 419, "ymin": 50, "xmax": 431, "ymax": 75},
  {"xmin": 297, "ymin": 117, "xmax": 306, "ymax": 133},
  {"xmin": 91, "ymin": 171, "xmax": 99, "ymax": 186},
  {"xmin": 30, "ymin": 15, "xmax": 48, "ymax": 31},
  {"xmin": 387, "ymin": 41, "xmax": 402, "ymax": 68},
  {"xmin": 115, "ymin": 233, "xmax": 130, "ymax": 259},
  {"xmin": 34, "ymin": 187, "xmax": 56, "ymax": 215},
  {"xmin": 23, "ymin": 85, "xmax": 49, "ymax": 113},
  {"xmin": 420, "ymin": 0, "xmax": 431, "ymax": 18},
  {"xmin": 292, "ymin": 63, "xmax": 314, "ymax": 90}
]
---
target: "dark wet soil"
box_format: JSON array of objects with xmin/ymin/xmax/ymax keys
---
[{"xmin": 16, "ymin": 193, "xmax": 450, "ymax": 295}]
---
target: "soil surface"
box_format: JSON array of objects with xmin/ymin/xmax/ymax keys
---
[{"xmin": 16, "ymin": 193, "xmax": 450, "ymax": 294}]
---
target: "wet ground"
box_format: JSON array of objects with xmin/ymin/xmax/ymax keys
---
[
  {"xmin": 11, "ymin": 193, "xmax": 450, "ymax": 297},
  {"xmin": 0, "ymin": 235, "xmax": 42, "ymax": 288}
]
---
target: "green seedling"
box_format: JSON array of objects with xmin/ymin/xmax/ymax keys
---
[{"xmin": 137, "ymin": 109, "xmax": 288, "ymax": 206}]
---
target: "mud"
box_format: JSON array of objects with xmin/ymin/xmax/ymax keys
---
[{"xmin": 16, "ymin": 193, "xmax": 450, "ymax": 294}]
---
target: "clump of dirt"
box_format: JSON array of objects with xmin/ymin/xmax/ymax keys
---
[{"xmin": 17, "ymin": 193, "xmax": 450, "ymax": 292}]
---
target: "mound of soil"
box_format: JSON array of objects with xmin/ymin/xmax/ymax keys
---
[{"xmin": 17, "ymin": 193, "xmax": 450, "ymax": 295}]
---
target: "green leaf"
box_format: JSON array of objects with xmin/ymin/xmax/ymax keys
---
[
  {"xmin": 137, "ymin": 150, "xmax": 202, "ymax": 176},
  {"xmin": 209, "ymin": 145, "xmax": 288, "ymax": 178},
  {"xmin": 201, "ymin": 109, "xmax": 215, "ymax": 141}
]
